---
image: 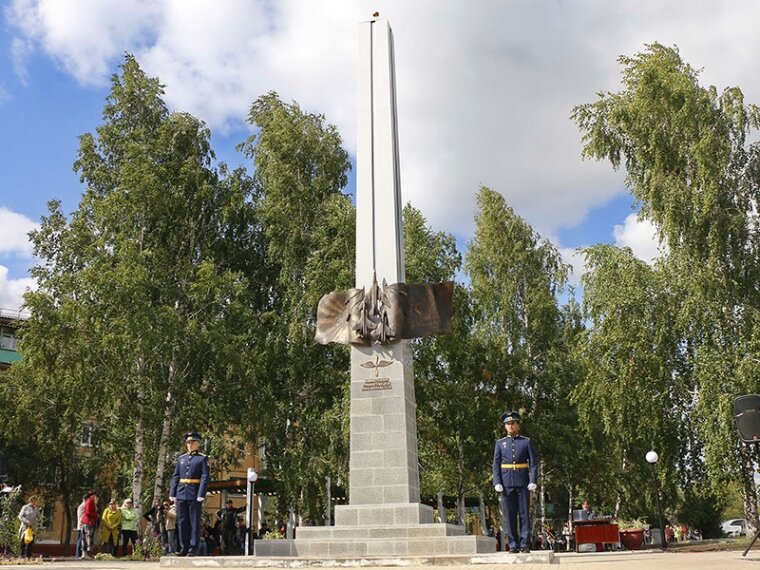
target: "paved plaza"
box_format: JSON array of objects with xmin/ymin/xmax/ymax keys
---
[{"xmin": 4, "ymin": 549, "xmax": 760, "ymax": 570}]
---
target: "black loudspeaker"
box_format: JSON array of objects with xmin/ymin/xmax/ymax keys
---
[{"xmin": 734, "ymin": 394, "xmax": 760, "ymax": 443}]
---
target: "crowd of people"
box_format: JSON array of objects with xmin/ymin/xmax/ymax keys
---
[
  {"xmin": 8, "ymin": 488, "xmax": 264, "ymax": 559},
  {"xmin": 74, "ymin": 491, "xmax": 170, "ymax": 559}
]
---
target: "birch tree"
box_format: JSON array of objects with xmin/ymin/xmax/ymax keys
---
[{"xmin": 573, "ymin": 43, "xmax": 760, "ymax": 528}]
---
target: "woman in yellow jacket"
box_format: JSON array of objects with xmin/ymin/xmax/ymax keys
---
[{"xmin": 101, "ymin": 499, "xmax": 122, "ymax": 556}]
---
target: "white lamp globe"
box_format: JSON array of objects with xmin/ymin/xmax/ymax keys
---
[
  {"xmin": 247, "ymin": 468, "xmax": 258, "ymax": 482},
  {"xmin": 646, "ymin": 451, "xmax": 659, "ymax": 464}
]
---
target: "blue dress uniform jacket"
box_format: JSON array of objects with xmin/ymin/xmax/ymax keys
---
[
  {"xmin": 492, "ymin": 435, "xmax": 538, "ymax": 488},
  {"xmin": 169, "ymin": 451, "xmax": 210, "ymax": 500},
  {"xmin": 169, "ymin": 451, "xmax": 210, "ymax": 555},
  {"xmin": 492, "ymin": 435, "xmax": 538, "ymax": 551}
]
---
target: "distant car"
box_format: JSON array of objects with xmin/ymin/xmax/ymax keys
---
[{"xmin": 721, "ymin": 519, "xmax": 746, "ymax": 537}]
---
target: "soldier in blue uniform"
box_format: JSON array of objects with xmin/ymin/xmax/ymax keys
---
[
  {"xmin": 169, "ymin": 431, "xmax": 210, "ymax": 556},
  {"xmin": 492, "ymin": 410, "xmax": 538, "ymax": 553}
]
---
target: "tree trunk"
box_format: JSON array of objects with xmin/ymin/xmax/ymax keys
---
[
  {"xmin": 59, "ymin": 459, "xmax": 72, "ymax": 548},
  {"xmin": 539, "ymin": 466, "xmax": 546, "ymax": 544},
  {"xmin": 132, "ymin": 409, "xmax": 145, "ymax": 516},
  {"xmin": 456, "ymin": 432, "xmax": 466, "ymax": 526},
  {"xmin": 152, "ymin": 352, "xmax": 183, "ymax": 504},
  {"xmin": 152, "ymin": 387, "xmax": 175, "ymax": 504},
  {"xmin": 740, "ymin": 444, "xmax": 759, "ymax": 536},
  {"xmin": 614, "ymin": 454, "xmax": 627, "ymax": 519},
  {"xmin": 132, "ymin": 364, "xmax": 146, "ymax": 516},
  {"xmin": 567, "ymin": 483, "xmax": 574, "ymax": 548}
]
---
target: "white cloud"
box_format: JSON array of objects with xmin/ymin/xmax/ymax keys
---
[
  {"xmin": 0, "ymin": 209, "xmax": 38, "ymax": 310},
  {"xmin": 5, "ymin": 0, "xmax": 760, "ymax": 241},
  {"xmin": 5, "ymin": 0, "xmax": 161, "ymax": 84},
  {"xmin": 559, "ymin": 246, "xmax": 588, "ymax": 289},
  {"xmin": 613, "ymin": 214, "xmax": 662, "ymax": 264},
  {"xmin": 0, "ymin": 265, "xmax": 35, "ymax": 311},
  {"xmin": 0, "ymin": 208, "xmax": 38, "ymax": 257}
]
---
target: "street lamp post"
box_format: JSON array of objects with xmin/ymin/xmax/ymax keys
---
[
  {"xmin": 245, "ymin": 467, "xmax": 258, "ymax": 555},
  {"xmin": 646, "ymin": 451, "xmax": 667, "ymax": 550}
]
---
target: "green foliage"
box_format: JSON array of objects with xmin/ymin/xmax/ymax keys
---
[
  {"xmin": 403, "ymin": 205, "xmax": 490, "ymax": 504},
  {"xmin": 4, "ymin": 54, "xmax": 268, "ymax": 519},
  {"xmin": 571, "ymin": 245, "xmax": 689, "ymax": 516},
  {"xmin": 616, "ymin": 518, "xmax": 647, "ymax": 530},
  {"xmin": 0, "ymin": 557, "xmax": 42, "ymax": 565},
  {"xmin": 131, "ymin": 534, "xmax": 164, "ymax": 560},
  {"xmin": 240, "ymin": 92, "xmax": 353, "ymax": 521},
  {"xmin": 720, "ymin": 481, "xmax": 744, "ymax": 520},
  {"xmin": 676, "ymin": 486, "xmax": 724, "ymax": 538},
  {"xmin": 573, "ymin": 42, "xmax": 760, "ymax": 526},
  {"xmin": 463, "ymin": 186, "xmax": 584, "ymax": 512},
  {"xmin": 573, "ymin": 44, "xmax": 760, "ymax": 277},
  {"xmin": 0, "ymin": 487, "xmax": 23, "ymax": 555}
]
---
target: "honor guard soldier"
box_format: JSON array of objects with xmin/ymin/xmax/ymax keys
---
[
  {"xmin": 492, "ymin": 410, "xmax": 538, "ymax": 553},
  {"xmin": 169, "ymin": 431, "xmax": 210, "ymax": 556}
]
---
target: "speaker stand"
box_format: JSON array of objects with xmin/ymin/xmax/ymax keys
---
[{"xmin": 744, "ymin": 527, "xmax": 760, "ymax": 557}]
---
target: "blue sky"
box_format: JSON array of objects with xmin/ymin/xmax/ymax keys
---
[{"xmin": 2, "ymin": 1, "xmax": 758, "ymax": 311}]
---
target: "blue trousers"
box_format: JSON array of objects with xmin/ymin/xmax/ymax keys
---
[
  {"xmin": 176, "ymin": 500, "xmax": 203, "ymax": 554},
  {"xmin": 501, "ymin": 486, "xmax": 530, "ymax": 550},
  {"xmin": 75, "ymin": 530, "xmax": 83, "ymax": 558}
]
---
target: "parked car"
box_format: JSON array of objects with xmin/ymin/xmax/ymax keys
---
[{"xmin": 721, "ymin": 519, "xmax": 747, "ymax": 537}]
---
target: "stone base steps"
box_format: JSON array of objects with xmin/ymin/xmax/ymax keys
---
[
  {"xmin": 159, "ymin": 550, "xmax": 555, "ymax": 567},
  {"xmin": 253, "ymin": 534, "xmax": 495, "ymax": 558},
  {"xmin": 296, "ymin": 523, "xmax": 466, "ymax": 540}
]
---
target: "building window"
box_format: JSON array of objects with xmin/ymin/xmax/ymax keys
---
[
  {"xmin": 39, "ymin": 505, "xmax": 54, "ymax": 531},
  {"xmin": 258, "ymin": 443, "xmax": 267, "ymax": 471},
  {"xmin": 0, "ymin": 334, "xmax": 17, "ymax": 351},
  {"xmin": 43, "ymin": 464, "xmax": 59, "ymax": 486},
  {"xmin": 81, "ymin": 424, "xmax": 95, "ymax": 447}
]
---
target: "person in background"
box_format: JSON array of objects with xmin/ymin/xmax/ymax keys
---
[
  {"xmin": 81, "ymin": 491, "xmax": 99, "ymax": 559},
  {"xmin": 216, "ymin": 500, "xmax": 245, "ymax": 555},
  {"xmin": 142, "ymin": 498, "xmax": 165, "ymax": 543},
  {"xmin": 75, "ymin": 494, "xmax": 87, "ymax": 559},
  {"xmin": 580, "ymin": 500, "xmax": 595, "ymax": 520},
  {"xmin": 101, "ymin": 499, "xmax": 122, "ymax": 556},
  {"xmin": 17, "ymin": 495, "xmax": 39, "ymax": 558},
  {"xmin": 197, "ymin": 524, "xmax": 209, "ymax": 556},
  {"xmin": 165, "ymin": 502, "xmax": 177, "ymax": 554},
  {"xmin": 562, "ymin": 521, "xmax": 572, "ymax": 551},
  {"xmin": 235, "ymin": 517, "xmax": 249, "ymax": 554},
  {"xmin": 119, "ymin": 498, "xmax": 139, "ymax": 557}
]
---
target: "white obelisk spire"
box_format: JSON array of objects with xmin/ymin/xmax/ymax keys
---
[
  {"xmin": 355, "ymin": 17, "xmax": 405, "ymax": 289},
  {"xmin": 336, "ymin": 16, "xmax": 431, "ymax": 525},
  {"xmin": 255, "ymin": 18, "xmax": 495, "ymax": 553}
]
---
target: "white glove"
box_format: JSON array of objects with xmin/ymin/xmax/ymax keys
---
[
  {"xmin": 494, "ymin": 484, "xmax": 504, "ymax": 493},
  {"xmin": 197, "ymin": 496, "xmax": 205, "ymax": 502},
  {"xmin": 527, "ymin": 483, "xmax": 537, "ymax": 492},
  {"xmin": 169, "ymin": 497, "xmax": 176, "ymax": 503}
]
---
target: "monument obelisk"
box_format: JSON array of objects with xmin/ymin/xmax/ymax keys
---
[
  {"xmin": 251, "ymin": 16, "xmax": 495, "ymax": 559},
  {"xmin": 334, "ymin": 15, "xmax": 429, "ymax": 525}
]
